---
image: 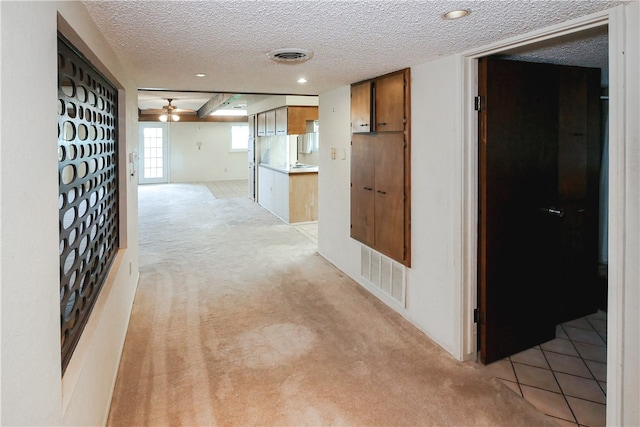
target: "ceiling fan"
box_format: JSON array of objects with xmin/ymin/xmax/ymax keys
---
[{"xmin": 159, "ymin": 98, "xmax": 180, "ymax": 122}]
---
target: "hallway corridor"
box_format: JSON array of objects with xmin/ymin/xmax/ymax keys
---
[{"xmin": 107, "ymin": 183, "xmax": 554, "ymax": 426}]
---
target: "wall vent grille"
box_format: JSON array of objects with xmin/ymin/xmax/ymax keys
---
[{"xmin": 360, "ymin": 245, "xmax": 406, "ymax": 307}]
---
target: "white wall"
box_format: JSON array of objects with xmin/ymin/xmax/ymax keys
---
[
  {"xmin": 1, "ymin": 2, "xmax": 140, "ymax": 425},
  {"xmin": 317, "ymin": 58, "xmax": 463, "ymax": 357},
  {"xmin": 317, "ymin": 86, "xmax": 360, "ymax": 282},
  {"xmin": 317, "ymin": 5, "xmax": 639, "ymax": 426},
  {"xmin": 169, "ymin": 122, "xmax": 248, "ymax": 182}
]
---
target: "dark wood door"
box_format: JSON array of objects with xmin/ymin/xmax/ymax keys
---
[
  {"xmin": 351, "ymin": 134, "xmax": 375, "ymax": 246},
  {"xmin": 374, "ymin": 133, "xmax": 405, "ymax": 260},
  {"xmin": 478, "ymin": 58, "xmax": 601, "ymax": 364}
]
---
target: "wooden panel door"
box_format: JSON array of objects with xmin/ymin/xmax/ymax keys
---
[
  {"xmin": 478, "ymin": 57, "xmax": 601, "ymax": 364},
  {"xmin": 287, "ymin": 106, "xmax": 318, "ymax": 135},
  {"xmin": 375, "ymin": 72, "xmax": 405, "ymax": 132},
  {"xmin": 351, "ymin": 134, "xmax": 375, "ymax": 246},
  {"xmin": 351, "ymin": 81, "xmax": 372, "ymax": 133},
  {"xmin": 479, "ymin": 58, "xmax": 560, "ymax": 364},
  {"xmin": 554, "ymin": 65, "xmax": 601, "ymax": 323},
  {"xmin": 374, "ymin": 133, "xmax": 405, "ymax": 260}
]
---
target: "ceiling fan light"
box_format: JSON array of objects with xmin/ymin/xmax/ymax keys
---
[
  {"xmin": 159, "ymin": 114, "xmax": 168, "ymax": 122},
  {"xmin": 171, "ymin": 114, "xmax": 180, "ymax": 122}
]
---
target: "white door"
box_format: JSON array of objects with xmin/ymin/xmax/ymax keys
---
[{"xmin": 138, "ymin": 123, "xmax": 169, "ymax": 184}]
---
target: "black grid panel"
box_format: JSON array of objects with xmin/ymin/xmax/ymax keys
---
[{"xmin": 58, "ymin": 35, "xmax": 119, "ymax": 373}]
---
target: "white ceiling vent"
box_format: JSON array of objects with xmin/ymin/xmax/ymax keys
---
[{"xmin": 267, "ymin": 48, "xmax": 313, "ymax": 63}]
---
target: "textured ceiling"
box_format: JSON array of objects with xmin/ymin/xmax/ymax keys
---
[{"xmin": 82, "ymin": 0, "xmax": 625, "ymax": 110}]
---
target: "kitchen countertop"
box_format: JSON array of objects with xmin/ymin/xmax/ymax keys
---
[{"xmin": 259, "ymin": 163, "xmax": 319, "ymax": 174}]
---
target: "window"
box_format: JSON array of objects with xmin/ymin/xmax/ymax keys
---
[
  {"xmin": 143, "ymin": 127, "xmax": 164, "ymax": 178},
  {"xmin": 231, "ymin": 125, "xmax": 249, "ymax": 151},
  {"xmin": 58, "ymin": 34, "xmax": 119, "ymax": 374}
]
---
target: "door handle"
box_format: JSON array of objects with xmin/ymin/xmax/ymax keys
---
[
  {"xmin": 376, "ymin": 190, "xmax": 387, "ymax": 195},
  {"xmin": 538, "ymin": 206, "xmax": 565, "ymax": 217},
  {"xmin": 363, "ymin": 187, "xmax": 373, "ymax": 191}
]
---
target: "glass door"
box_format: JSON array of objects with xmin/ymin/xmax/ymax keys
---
[{"xmin": 138, "ymin": 123, "xmax": 169, "ymax": 184}]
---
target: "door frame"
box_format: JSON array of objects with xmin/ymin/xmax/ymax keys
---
[
  {"xmin": 138, "ymin": 122, "xmax": 170, "ymax": 184},
  {"xmin": 459, "ymin": 7, "xmax": 626, "ymax": 425}
]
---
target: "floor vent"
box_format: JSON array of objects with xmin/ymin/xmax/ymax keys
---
[{"xmin": 360, "ymin": 246, "xmax": 406, "ymax": 307}]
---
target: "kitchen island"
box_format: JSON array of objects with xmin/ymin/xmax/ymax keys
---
[{"xmin": 258, "ymin": 164, "xmax": 318, "ymax": 224}]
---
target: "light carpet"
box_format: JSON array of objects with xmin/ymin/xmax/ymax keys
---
[{"xmin": 107, "ymin": 183, "xmax": 556, "ymax": 427}]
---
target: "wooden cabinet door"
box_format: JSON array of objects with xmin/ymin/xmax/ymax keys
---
[
  {"xmin": 287, "ymin": 106, "xmax": 318, "ymax": 134},
  {"xmin": 374, "ymin": 133, "xmax": 405, "ymax": 260},
  {"xmin": 375, "ymin": 72, "xmax": 405, "ymax": 132},
  {"xmin": 351, "ymin": 81, "xmax": 372, "ymax": 133},
  {"xmin": 275, "ymin": 107, "xmax": 288, "ymax": 135},
  {"xmin": 257, "ymin": 113, "xmax": 266, "ymax": 136},
  {"xmin": 265, "ymin": 110, "xmax": 276, "ymax": 136},
  {"xmin": 350, "ymin": 134, "xmax": 375, "ymax": 246}
]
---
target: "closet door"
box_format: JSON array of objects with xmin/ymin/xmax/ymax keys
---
[
  {"xmin": 351, "ymin": 134, "xmax": 375, "ymax": 246},
  {"xmin": 374, "ymin": 72, "xmax": 405, "ymax": 132},
  {"xmin": 374, "ymin": 133, "xmax": 405, "ymax": 260}
]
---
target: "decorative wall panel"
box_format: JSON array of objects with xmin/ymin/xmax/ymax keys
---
[{"xmin": 58, "ymin": 35, "xmax": 119, "ymax": 373}]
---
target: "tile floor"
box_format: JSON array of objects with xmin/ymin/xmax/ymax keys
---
[
  {"xmin": 292, "ymin": 221, "xmax": 318, "ymax": 245},
  {"xmin": 204, "ymin": 179, "xmax": 248, "ymax": 199},
  {"xmin": 204, "ymin": 179, "xmax": 318, "ymax": 244},
  {"xmin": 483, "ymin": 311, "xmax": 607, "ymax": 427}
]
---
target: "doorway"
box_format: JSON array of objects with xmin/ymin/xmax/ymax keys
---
[
  {"xmin": 477, "ymin": 57, "xmax": 603, "ymax": 364},
  {"xmin": 469, "ymin": 20, "xmax": 612, "ymax": 427},
  {"xmin": 138, "ymin": 122, "xmax": 169, "ymax": 184}
]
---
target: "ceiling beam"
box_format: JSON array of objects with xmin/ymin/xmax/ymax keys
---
[
  {"xmin": 139, "ymin": 113, "xmax": 247, "ymax": 123},
  {"xmin": 197, "ymin": 93, "xmax": 238, "ymax": 118}
]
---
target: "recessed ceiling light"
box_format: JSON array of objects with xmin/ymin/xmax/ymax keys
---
[
  {"xmin": 442, "ymin": 9, "xmax": 470, "ymax": 20},
  {"xmin": 195, "ymin": 73, "xmax": 206, "ymax": 77},
  {"xmin": 297, "ymin": 78, "xmax": 308, "ymax": 83}
]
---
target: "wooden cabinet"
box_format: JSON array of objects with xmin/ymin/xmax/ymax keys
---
[
  {"xmin": 351, "ymin": 133, "xmax": 406, "ymax": 261},
  {"xmin": 262, "ymin": 106, "xmax": 319, "ymax": 136},
  {"xmin": 350, "ymin": 68, "xmax": 411, "ymax": 266},
  {"xmin": 258, "ymin": 165, "xmax": 318, "ymax": 223},
  {"xmin": 351, "ymin": 81, "xmax": 372, "ymax": 133},
  {"xmin": 352, "ymin": 71, "xmax": 405, "ymax": 133},
  {"xmin": 286, "ymin": 106, "xmax": 318, "ymax": 134},
  {"xmin": 375, "ymin": 72, "xmax": 406, "ymax": 132}
]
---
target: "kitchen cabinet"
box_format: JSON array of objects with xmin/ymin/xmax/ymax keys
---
[
  {"xmin": 286, "ymin": 106, "xmax": 318, "ymax": 135},
  {"xmin": 257, "ymin": 112, "xmax": 266, "ymax": 136},
  {"xmin": 265, "ymin": 109, "xmax": 276, "ymax": 136},
  {"xmin": 265, "ymin": 106, "xmax": 318, "ymax": 136},
  {"xmin": 258, "ymin": 165, "xmax": 318, "ymax": 223},
  {"xmin": 350, "ymin": 68, "xmax": 411, "ymax": 266},
  {"xmin": 248, "ymin": 114, "xmax": 256, "ymax": 200},
  {"xmin": 275, "ymin": 107, "xmax": 288, "ymax": 135}
]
